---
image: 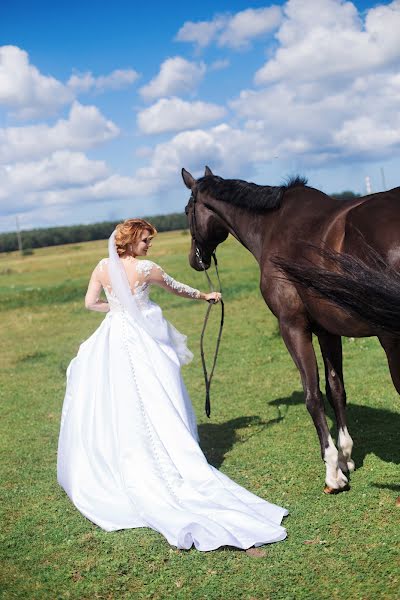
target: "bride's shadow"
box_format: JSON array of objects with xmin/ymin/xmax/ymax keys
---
[
  {"xmin": 198, "ymin": 413, "xmax": 284, "ymax": 469},
  {"xmin": 268, "ymin": 390, "xmax": 400, "ymax": 488}
]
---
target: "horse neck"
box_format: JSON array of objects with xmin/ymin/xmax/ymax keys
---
[{"xmin": 204, "ymin": 197, "xmax": 268, "ymax": 264}]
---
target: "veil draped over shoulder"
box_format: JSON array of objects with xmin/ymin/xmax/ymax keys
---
[{"xmin": 107, "ymin": 230, "xmax": 193, "ymax": 365}]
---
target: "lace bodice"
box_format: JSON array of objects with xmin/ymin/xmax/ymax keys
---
[
  {"xmin": 103, "ymin": 280, "xmax": 151, "ymax": 311},
  {"xmin": 86, "ymin": 257, "xmax": 201, "ymax": 314}
]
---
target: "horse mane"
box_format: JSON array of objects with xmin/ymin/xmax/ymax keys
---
[
  {"xmin": 283, "ymin": 175, "xmax": 308, "ymax": 189},
  {"xmin": 196, "ymin": 174, "xmax": 307, "ymax": 213}
]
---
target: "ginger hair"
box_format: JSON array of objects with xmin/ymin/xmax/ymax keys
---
[{"xmin": 114, "ymin": 218, "xmax": 157, "ymax": 256}]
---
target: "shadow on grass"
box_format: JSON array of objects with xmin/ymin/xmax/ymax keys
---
[
  {"xmin": 198, "ymin": 414, "xmax": 284, "ymax": 468},
  {"xmin": 17, "ymin": 351, "xmax": 48, "ymax": 363},
  {"xmin": 268, "ymin": 390, "xmax": 400, "ymax": 471},
  {"xmin": 370, "ymin": 483, "xmax": 400, "ymax": 492}
]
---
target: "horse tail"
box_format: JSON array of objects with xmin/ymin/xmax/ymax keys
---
[{"xmin": 272, "ymin": 244, "xmax": 400, "ymax": 335}]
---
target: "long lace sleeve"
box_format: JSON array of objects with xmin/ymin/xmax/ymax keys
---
[
  {"xmin": 84, "ymin": 263, "xmax": 110, "ymax": 312},
  {"xmin": 144, "ymin": 261, "xmax": 201, "ymax": 299}
]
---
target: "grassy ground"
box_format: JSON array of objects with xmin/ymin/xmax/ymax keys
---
[{"xmin": 0, "ymin": 231, "xmax": 399, "ymax": 599}]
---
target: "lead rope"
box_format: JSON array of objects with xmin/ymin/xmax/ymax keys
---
[{"xmin": 197, "ymin": 249, "xmax": 225, "ymax": 417}]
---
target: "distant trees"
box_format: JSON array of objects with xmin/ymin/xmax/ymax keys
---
[
  {"xmin": 331, "ymin": 191, "xmax": 361, "ymax": 201},
  {"xmin": 0, "ymin": 213, "xmax": 188, "ymax": 253}
]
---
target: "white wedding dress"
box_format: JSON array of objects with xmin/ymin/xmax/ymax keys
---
[{"xmin": 57, "ymin": 239, "xmax": 288, "ymax": 551}]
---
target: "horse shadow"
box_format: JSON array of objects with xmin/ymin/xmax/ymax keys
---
[
  {"xmin": 198, "ymin": 391, "xmax": 399, "ymax": 490},
  {"xmin": 198, "ymin": 413, "xmax": 284, "ymax": 469},
  {"xmin": 269, "ymin": 390, "xmax": 400, "ymax": 488}
]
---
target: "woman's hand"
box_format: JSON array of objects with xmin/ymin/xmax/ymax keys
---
[{"xmin": 204, "ymin": 292, "xmax": 222, "ymax": 303}]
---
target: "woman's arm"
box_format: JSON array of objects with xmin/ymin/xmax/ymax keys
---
[
  {"xmin": 147, "ymin": 263, "xmax": 221, "ymax": 303},
  {"xmin": 84, "ymin": 266, "xmax": 110, "ymax": 312}
]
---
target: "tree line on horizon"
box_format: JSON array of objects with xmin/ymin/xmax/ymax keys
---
[
  {"xmin": 0, "ymin": 191, "xmax": 361, "ymax": 254},
  {"xmin": 0, "ymin": 212, "xmax": 188, "ymax": 254}
]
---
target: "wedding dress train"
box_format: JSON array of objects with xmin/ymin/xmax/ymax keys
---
[{"xmin": 57, "ymin": 239, "xmax": 288, "ymax": 551}]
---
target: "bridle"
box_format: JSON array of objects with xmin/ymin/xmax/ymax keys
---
[{"xmin": 186, "ymin": 189, "xmax": 225, "ymax": 418}]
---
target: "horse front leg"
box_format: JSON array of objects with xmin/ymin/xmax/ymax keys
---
[
  {"xmin": 318, "ymin": 332, "xmax": 355, "ymax": 474},
  {"xmin": 280, "ymin": 320, "xmax": 349, "ymax": 492}
]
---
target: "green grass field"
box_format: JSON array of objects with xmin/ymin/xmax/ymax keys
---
[{"xmin": 0, "ymin": 231, "xmax": 399, "ymax": 599}]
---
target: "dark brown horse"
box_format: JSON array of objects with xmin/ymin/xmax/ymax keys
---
[{"xmin": 182, "ymin": 166, "xmax": 400, "ymax": 494}]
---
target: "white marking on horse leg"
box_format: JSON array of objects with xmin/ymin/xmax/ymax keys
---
[
  {"xmin": 338, "ymin": 426, "xmax": 355, "ymax": 472},
  {"xmin": 324, "ymin": 435, "xmax": 348, "ymax": 489}
]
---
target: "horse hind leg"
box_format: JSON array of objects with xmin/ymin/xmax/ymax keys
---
[
  {"xmin": 280, "ymin": 321, "xmax": 348, "ymax": 492},
  {"xmin": 378, "ymin": 335, "xmax": 400, "ymax": 506},
  {"xmin": 318, "ymin": 332, "xmax": 355, "ymax": 476},
  {"xmin": 338, "ymin": 427, "xmax": 355, "ymax": 473},
  {"xmin": 379, "ymin": 335, "xmax": 400, "ymax": 394}
]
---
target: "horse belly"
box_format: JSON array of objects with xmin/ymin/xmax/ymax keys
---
[
  {"xmin": 304, "ymin": 296, "xmax": 375, "ymax": 338},
  {"xmin": 344, "ymin": 191, "xmax": 400, "ymax": 269}
]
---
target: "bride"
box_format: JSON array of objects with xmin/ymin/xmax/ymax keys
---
[{"xmin": 57, "ymin": 218, "xmax": 288, "ymax": 551}]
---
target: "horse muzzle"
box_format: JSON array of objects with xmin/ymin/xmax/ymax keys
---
[{"xmin": 189, "ymin": 246, "xmax": 211, "ymax": 271}]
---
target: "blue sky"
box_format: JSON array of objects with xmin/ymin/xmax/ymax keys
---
[{"xmin": 0, "ymin": 0, "xmax": 398, "ymax": 231}]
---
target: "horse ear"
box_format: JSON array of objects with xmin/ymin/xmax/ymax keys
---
[
  {"xmin": 181, "ymin": 168, "xmax": 196, "ymax": 190},
  {"xmin": 204, "ymin": 166, "xmax": 213, "ymax": 177}
]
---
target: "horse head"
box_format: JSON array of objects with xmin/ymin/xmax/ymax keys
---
[{"xmin": 182, "ymin": 166, "xmax": 229, "ymax": 271}]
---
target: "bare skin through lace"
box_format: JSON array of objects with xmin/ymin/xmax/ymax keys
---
[{"xmin": 84, "ymin": 257, "xmax": 201, "ymax": 312}]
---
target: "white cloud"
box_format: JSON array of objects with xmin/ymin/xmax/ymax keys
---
[
  {"xmin": 0, "ymin": 151, "xmax": 110, "ymax": 214},
  {"xmin": 0, "ymin": 45, "xmax": 73, "ymax": 119},
  {"xmin": 2, "ymin": 151, "xmax": 109, "ymax": 195},
  {"xmin": 67, "ymin": 68, "xmax": 139, "ymax": 93},
  {"xmin": 67, "ymin": 72, "xmax": 95, "ymax": 94},
  {"xmin": 139, "ymin": 57, "xmax": 206, "ymax": 101},
  {"xmin": 333, "ymin": 115, "xmax": 400, "ymax": 158},
  {"xmin": 135, "ymin": 124, "xmax": 271, "ymax": 183},
  {"xmin": 87, "ymin": 174, "xmax": 159, "ymax": 199},
  {"xmin": 277, "ymin": 0, "xmax": 360, "ymax": 47},
  {"xmin": 175, "ymin": 16, "xmax": 226, "ymax": 48},
  {"xmin": 255, "ymin": 0, "xmax": 400, "ymax": 84},
  {"xmin": 175, "ymin": 6, "xmax": 282, "ymax": 50},
  {"xmin": 0, "ymin": 170, "xmax": 162, "ymax": 220},
  {"xmin": 137, "ymin": 97, "xmax": 227, "ymax": 134},
  {"xmin": 231, "ymin": 67, "xmax": 400, "ymax": 165},
  {"xmin": 218, "ymin": 6, "xmax": 283, "ymax": 48},
  {"xmin": 0, "ymin": 102, "xmax": 119, "ymax": 163},
  {"xmin": 221, "ymin": 0, "xmax": 400, "ymax": 166},
  {"xmin": 0, "ymin": 120, "xmax": 272, "ymax": 221},
  {"xmin": 68, "ymin": 123, "xmax": 293, "ymax": 230},
  {"xmin": 209, "ymin": 59, "xmax": 230, "ymax": 71},
  {"xmin": 0, "ymin": 168, "xmax": 163, "ymax": 230},
  {"xmin": 0, "ymin": 45, "xmax": 140, "ymax": 120}
]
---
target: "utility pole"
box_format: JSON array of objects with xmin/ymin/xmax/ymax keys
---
[
  {"xmin": 15, "ymin": 215, "xmax": 23, "ymax": 254},
  {"xmin": 380, "ymin": 167, "xmax": 387, "ymax": 191},
  {"xmin": 365, "ymin": 176, "xmax": 372, "ymax": 195}
]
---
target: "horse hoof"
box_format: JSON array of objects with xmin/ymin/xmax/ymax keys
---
[
  {"xmin": 396, "ymin": 496, "xmax": 400, "ymax": 507},
  {"xmin": 347, "ymin": 459, "xmax": 355, "ymax": 473},
  {"xmin": 323, "ymin": 484, "xmax": 350, "ymax": 495}
]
